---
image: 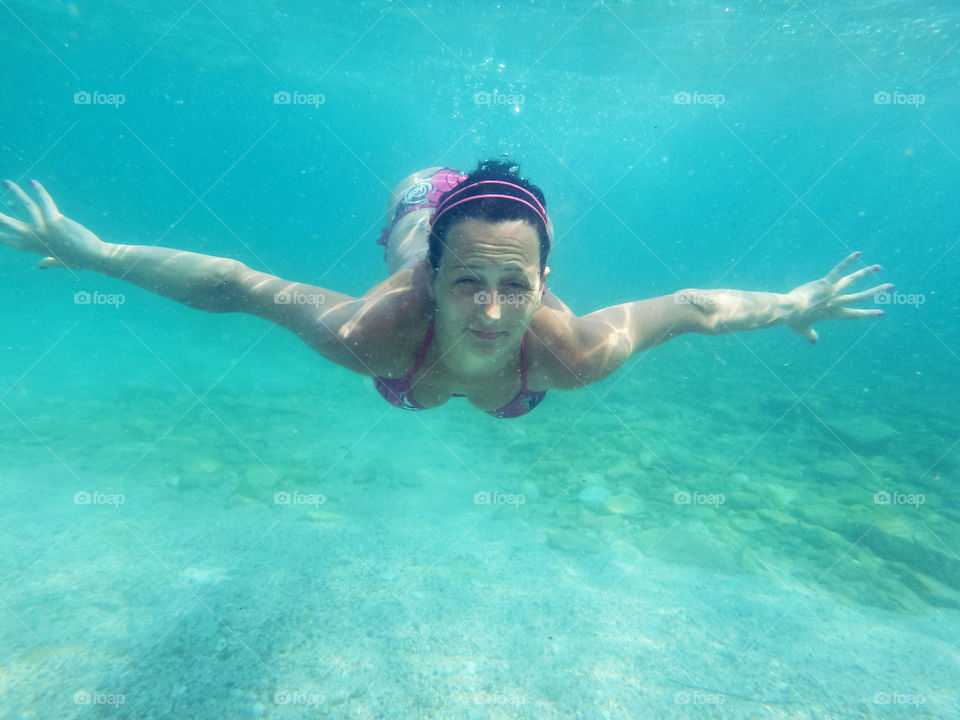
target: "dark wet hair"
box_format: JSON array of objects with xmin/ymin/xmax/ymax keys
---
[{"xmin": 428, "ymin": 159, "xmax": 550, "ymax": 272}]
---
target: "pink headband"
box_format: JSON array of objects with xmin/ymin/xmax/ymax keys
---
[{"xmin": 431, "ymin": 180, "xmax": 549, "ymax": 230}]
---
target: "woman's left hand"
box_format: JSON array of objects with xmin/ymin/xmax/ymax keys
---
[{"xmin": 786, "ymin": 251, "xmax": 890, "ymax": 343}]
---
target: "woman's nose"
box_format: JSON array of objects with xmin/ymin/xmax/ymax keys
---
[{"xmin": 482, "ymin": 293, "xmax": 502, "ymax": 320}]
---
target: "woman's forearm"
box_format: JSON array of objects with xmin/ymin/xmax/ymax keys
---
[
  {"xmin": 675, "ymin": 289, "xmax": 801, "ymax": 334},
  {"xmin": 83, "ymin": 242, "xmax": 241, "ymax": 311}
]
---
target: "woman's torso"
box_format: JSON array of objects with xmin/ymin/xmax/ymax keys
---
[{"xmin": 354, "ymin": 260, "xmax": 557, "ymax": 414}]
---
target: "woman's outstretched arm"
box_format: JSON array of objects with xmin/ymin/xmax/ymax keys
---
[
  {"xmin": 539, "ymin": 252, "xmax": 890, "ymax": 389},
  {"xmin": 0, "ymin": 180, "xmax": 397, "ymax": 374},
  {"xmin": 0, "ymin": 180, "xmax": 354, "ymax": 309}
]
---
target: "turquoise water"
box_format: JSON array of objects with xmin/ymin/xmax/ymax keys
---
[{"xmin": 1, "ymin": 1, "xmax": 958, "ymax": 717}]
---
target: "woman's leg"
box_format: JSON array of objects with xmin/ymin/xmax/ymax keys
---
[{"xmin": 379, "ymin": 167, "xmax": 466, "ymax": 275}]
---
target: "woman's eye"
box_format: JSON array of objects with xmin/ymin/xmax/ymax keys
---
[{"xmin": 456, "ymin": 278, "xmax": 477, "ymax": 285}]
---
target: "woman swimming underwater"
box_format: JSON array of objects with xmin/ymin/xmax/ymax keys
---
[{"xmin": 0, "ymin": 160, "xmax": 888, "ymax": 418}]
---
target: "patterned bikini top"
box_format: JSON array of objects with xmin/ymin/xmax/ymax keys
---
[{"xmin": 373, "ymin": 320, "xmax": 546, "ymax": 418}]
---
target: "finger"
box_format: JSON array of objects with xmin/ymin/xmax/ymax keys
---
[
  {"xmin": 836, "ymin": 307, "xmax": 884, "ymax": 320},
  {"xmin": 3, "ymin": 180, "xmax": 43, "ymax": 226},
  {"xmin": 825, "ymin": 251, "xmax": 861, "ymax": 283},
  {"xmin": 792, "ymin": 325, "xmax": 819, "ymax": 344},
  {"xmin": 28, "ymin": 180, "xmax": 62, "ymax": 222},
  {"xmin": 835, "ymin": 283, "xmax": 893, "ymax": 306},
  {"xmin": 0, "ymin": 209, "xmax": 31, "ymax": 235},
  {"xmin": 38, "ymin": 256, "xmax": 67, "ymax": 269},
  {"xmin": 835, "ymin": 264, "xmax": 882, "ymax": 293},
  {"xmin": 0, "ymin": 229, "xmax": 21, "ymax": 248}
]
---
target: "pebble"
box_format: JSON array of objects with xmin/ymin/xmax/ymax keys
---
[
  {"xmin": 520, "ymin": 479, "xmax": 540, "ymax": 502},
  {"xmin": 578, "ymin": 485, "xmax": 609, "ymax": 508},
  {"xmin": 606, "ymin": 493, "xmax": 643, "ymax": 516},
  {"xmin": 546, "ymin": 529, "xmax": 605, "ymax": 554},
  {"xmin": 834, "ymin": 416, "xmax": 898, "ymax": 450}
]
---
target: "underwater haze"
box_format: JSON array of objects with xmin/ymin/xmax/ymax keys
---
[{"xmin": 1, "ymin": 1, "xmax": 958, "ymax": 718}]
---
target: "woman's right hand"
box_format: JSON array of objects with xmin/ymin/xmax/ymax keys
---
[{"xmin": 0, "ymin": 180, "xmax": 105, "ymax": 269}]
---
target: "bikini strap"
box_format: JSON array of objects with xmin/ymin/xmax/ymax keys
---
[
  {"xmin": 519, "ymin": 334, "xmax": 529, "ymax": 391},
  {"xmin": 404, "ymin": 318, "xmax": 435, "ymax": 381}
]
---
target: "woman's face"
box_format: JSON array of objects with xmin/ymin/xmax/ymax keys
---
[{"xmin": 430, "ymin": 217, "xmax": 549, "ymax": 373}]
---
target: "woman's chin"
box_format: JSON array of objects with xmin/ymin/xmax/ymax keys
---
[{"xmin": 458, "ymin": 335, "xmax": 517, "ymax": 367}]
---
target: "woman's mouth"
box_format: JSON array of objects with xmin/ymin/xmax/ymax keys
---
[{"xmin": 471, "ymin": 329, "xmax": 506, "ymax": 340}]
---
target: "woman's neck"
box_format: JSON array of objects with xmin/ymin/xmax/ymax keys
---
[{"xmin": 425, "ymin": 329, "xmax": 522, "ymax": 388}]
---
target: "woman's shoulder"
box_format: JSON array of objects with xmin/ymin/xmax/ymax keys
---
[
  {"xmin": 346, "ymin": 262, "xmax": 434, "ymax": 376},
  {"xmin": 524, "ymin": 306, "xmax": 590, "ymax": 390}
]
